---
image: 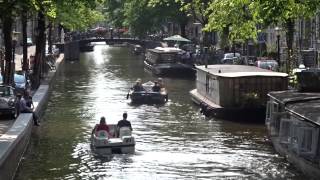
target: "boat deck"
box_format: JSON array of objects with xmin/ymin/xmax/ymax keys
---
[
  {"xmin": 190, "ymin": 89, "xmax": 221, "ymax": 108},
  {"xmin": 269, "ymin": 90, "xmax": 320, "ymax": 126},
  {"xmin": 196, "ymin": 65, "xmax": 288, "ymax": 77}
]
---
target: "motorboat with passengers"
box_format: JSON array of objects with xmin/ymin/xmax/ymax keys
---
[
  {"xmin": 91, "ymin": 124, "xmax": 135, "ymax": 154},
  {"xmin": 127, "ymin": 80, "xmax": 168, "ymax": 104}
]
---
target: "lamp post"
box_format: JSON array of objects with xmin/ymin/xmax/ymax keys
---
[
  {"xmin": 275, "ymin": 26, "xmax": 281, "ymax": 67},
  {"xmin": 11, "ymin": 31, "xmax": 19, "ymax": 84},
  {"xmin": 109, "ymin": 27, "xmax": 113, "ymax": 39}
]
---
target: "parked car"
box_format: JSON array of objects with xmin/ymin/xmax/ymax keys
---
[
  {"xmin": 13, "ymin": 73, "xmax": 29, "ymax": 94},
  {"xmin": 0, "ymin": 85, "xmax": 17, "ymax": 119},
  {"xmin": 221, "ymin": 53, "xmax": 241, "ymax": 64},
  {"xmin": 0, "ymin": 73, "xmax": 29, "ymax": 94},
  {"xmin": 255, "ymin": 59, "xmax": 279, "ymax": 71}
]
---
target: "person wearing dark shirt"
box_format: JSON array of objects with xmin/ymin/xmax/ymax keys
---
[
  {"xmin": 158, "ymin": 78, "xmax": 165, "ymax": 89},
  {"xmin": 132, "ymin": 79, "xmax": 144, "ymax": 92},
  {"xmin": 117, "ymin": 112, "xmax": 132, "ymax": 137},
  {"xmin": 17, "ymin": 93, "xmax": 40, "ymax": 126},
  {"xmin": 24, "ymin": 91, "xmax": 34, "ymax": 108},
  {"xmin": 152, "ymin": 81, "xmax": 161, "ymax": 92}
]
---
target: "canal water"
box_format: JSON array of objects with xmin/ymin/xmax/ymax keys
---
[{"xmin": 15, "ymin": 44, "xmax": 305, "ymax": 179}]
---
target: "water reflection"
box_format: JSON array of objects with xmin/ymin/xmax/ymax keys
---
[{"xmin": 15, "ymin": 45, "xmax": 305, "ymax": 180}]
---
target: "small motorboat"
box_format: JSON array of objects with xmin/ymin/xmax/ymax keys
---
[
  {"xmin": 91, "ymin": 125, "xmax": 135, "ymax": 155},
  {"xmin": 128, "ymin": 81, "xmax": 168, "ymax": 104}
]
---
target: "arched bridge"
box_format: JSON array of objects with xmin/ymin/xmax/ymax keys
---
[
  {"xmin": 63, "ymin": 38, "xmax": 151, "ymax": 61},
  {"xmin": 79, "ymin": 38, "xmax": 143, "ymax": 46}
]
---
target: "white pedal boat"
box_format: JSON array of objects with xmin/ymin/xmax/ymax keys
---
[{"xmin": 91, "ymin": 125, "xmax": 135, "ymax": 154}]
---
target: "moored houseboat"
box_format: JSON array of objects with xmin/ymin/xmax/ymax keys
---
[
  {"xmin": 144, "ymin": 47, "xmax": 195, "ymax": 77},
  {"xmin": 266, "ymin": 69, "xmax": 320, "ymax": 178},
  {"xmin": 190, "ymin": 65, "xmax": 288, "ymax": 121}
]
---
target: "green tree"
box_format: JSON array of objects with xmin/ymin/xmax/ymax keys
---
[
  {"xmin": 104, "ymin": 0, "xmax": 126, "ymax": 28},
  {"xmin": 178, "ymin": 0, "xmax": 213, "ymax": 45},
  {"xmin": 205, "ymin": 0, "xmax": 258, "ymax": 49},
  {"xmin": 0, "ymin": 0, "xmax": 17, "ymax": 85},
  {"xmin": 252, "ymin": 0, "xmax": 320, "ymax": 71},
  {"xmin": 123, "ymin": 0, "xmax": 161, "ymax": 38},
  {"xmin": 149, "ymin": 0, "xmax": 189, "ymax": 37}
]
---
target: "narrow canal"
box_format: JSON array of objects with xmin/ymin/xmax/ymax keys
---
[{"xmin": 15, "ymin": 44, "xmax": 305, "ymax": 179}]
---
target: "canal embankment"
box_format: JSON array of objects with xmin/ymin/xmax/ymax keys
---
[{"xmin": 0, "ymin": 53, "xmax": 64, "ymax": 180}]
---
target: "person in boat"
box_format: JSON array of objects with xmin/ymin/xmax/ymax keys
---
[
  {"xmin": 116, "ymin": 112, "xmax": 132, "ymax": 137},
  {"xmin": 157, "ymin": 78, "xmax": 165, "ymax": 89},
  {"xmin": 92, "ymin": 116, "xmax": 113, "ymax": 137},
  {"xmin": 132, "ymin": 78, "xmax": 145, "ymax": 92},
  {"xmin": 152, "ymin": 81, "xmax": 161, "ymax": 92}
]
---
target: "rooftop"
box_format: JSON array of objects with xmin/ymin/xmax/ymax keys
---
[
  {"xmin": 147, "ymin": 47, "xmax": 183, "ymax": 54},
  {"xmin": 196, "ymin": 65, "xmax": 288, "ymax": 78},
  {"xmin": 268, "ymin": 90, "xmax": 320, "ymax": 126}
]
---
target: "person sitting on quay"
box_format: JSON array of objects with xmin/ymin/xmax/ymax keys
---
[
  {"xmin": 152, "ymin": 81, "xmax": 161, "ymax": 92},
  {"xmin": 17, "ymin": 93, "xmax": 40, "ymax": 126},
  {"xmin": 24, "ymin": 91, "xmax": 34, "ymax": 109},
  {"xmin": 116, "ymin": 112, "xmax": 132, "ymax": 137},
  {"xmin": 92, "ymin": 116, "xmax": 113, "ymax": 138},
  {"xmin": 132, "ymin": 78, "xmax": 145, "ymax": 92}
]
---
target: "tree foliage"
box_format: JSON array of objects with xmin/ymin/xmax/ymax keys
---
[
  {"xmin": 104, "ymin": 0, "xmax": 189, "ymax": 38},
  {"xmin": 205, "ymin": 0, "xmax": 258, "ymax": 43},
  {"xmin": 57, "ymin": 1, "xmax": 104, "ymax": 31},
  {"xmin": 178, "ymin": 0, "xmax": 210, "ymax": 25}
]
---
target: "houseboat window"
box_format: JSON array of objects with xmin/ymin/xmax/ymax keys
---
[
  {"xmin": 161, "ymin": 54, "xmax": 175, "ymax": 63},
  {"xmin": 288, "ymin": 120, "xmax": 300, "ymax": 153},
  {"xmin": 298, "ymin": 126, "xmax": 319, "ymax": 157},
  {"xmin": 266, "ymin": 100, "xmax": 279, "ymax": 122},
  {"xmin": 266, "ymin": 101, "xmax": 272, "ymax": 122},
  {"xmin": 279, "ymin": 118, "xmax": 292, "ymax": 144},
  {"xmin": 206, "ymin": 73, "xmax": 210, "ymax": 93}
]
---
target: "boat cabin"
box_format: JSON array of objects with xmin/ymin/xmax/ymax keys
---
[
  {"xmin": 145, "ymin": 47, "xmax": 182, "ymax": 64},
  {"xmin": 195, "ymin": 65, "xmax": 288, "ymax": 108},
  {"xmin": 266, "ymin": 68, "xmax": 320, "ymax": 178}
]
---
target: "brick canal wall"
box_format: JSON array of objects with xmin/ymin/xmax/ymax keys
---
[{"xmin": 0, "ymin": 54, "xmax": 64, "ymax": 180}]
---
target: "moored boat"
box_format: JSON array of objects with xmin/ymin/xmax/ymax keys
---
[
  {"xmin": 133, "ymin": 44, "xmax": 143, "ymax": 55},
  {"xmin": 190, "ymin": 65, "xmax": 288, "ymax": 121},
  {"xmin": 91, "ymin": 124, "xmax": 135, "ymax": 155},
  {"xmin": 266, "ymin": 68, "xmax": 320, "ymax": 178},
  {"xmin": 79, "ymin": 43, "xmax": 94, "ymax": 52},
  {"xmin": 128, "ymin": 81, "xmax": 168, "ymax": 104},
  {"xmin": 144, "ymin": 47, "xmax": 195, "ymax": 77}
]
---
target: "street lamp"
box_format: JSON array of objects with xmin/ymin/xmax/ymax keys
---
[
  {"xmin": 109, "ymin": 27, "xmax": 113, "ymax": 39},
  {"xmin": 12, "ymin": 31, "xmax": 19, "ymax": 64},
  {"xmin": 274, "ymin": 26, "xmax": 281, "ymax": 66},
  {"xmin": 11, "ymin": 31, "xmax": 20, "ymax": 85}
]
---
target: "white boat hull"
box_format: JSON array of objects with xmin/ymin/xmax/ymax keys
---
[{"xmin": 91, "ymin": 125, "xmax": 135, "ymax": 154}]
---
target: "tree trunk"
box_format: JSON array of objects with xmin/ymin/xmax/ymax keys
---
[
  {"xmin": 21, "ymin": 11, "xmax": 28, "ymax": 71},
  {"xmin": 285, "ymin": 18, "xmax": 295, "ymax": 73},
  {"xmin": 3, "ymin": 16, "xmax": 13, "ymax": 85},
  {"xmin": 58, "ymin": 24, "xmax": 63, "ymax": 42},
  {"xmin": 220, "ymin": 26, "xmax": 230, "ymax": 52},
  {"xmin": 180, "ymin": 22, "xmax": 187, "ymax": 38},
  {"xmin": 48, "ymin": 21, "xmax": 53, "ymax": 54},
  {"xmin": 32, "ymin": 11, "xmax": 46, "ymax": 89}
]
